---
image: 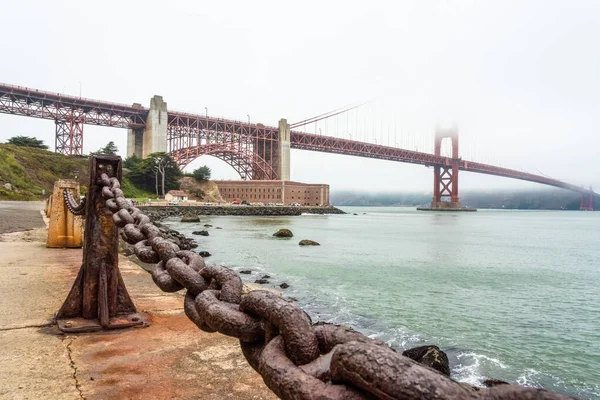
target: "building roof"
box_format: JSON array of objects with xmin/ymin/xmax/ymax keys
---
[{"xmin": 167, "ymin": 190, "xmax": 189, "ymax": 197}]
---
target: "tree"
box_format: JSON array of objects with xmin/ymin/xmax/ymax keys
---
[
  {"xmin": 123, "ymin": 154, "xmax": 141, "ymax": 170},
  {"xmin": 7, "ymin": 136, "xmax": 48, "ymax": 149},
  {"xmin": 193, "ymin": 165, "xmax": 212, "ymax": 181},
  {"xmin": 91, "ymin": 141, "xmax": 118, "ymax": 156},
  {"xmin": 124, "ymin": 153, "xmax": 181, "ymax": 197}
]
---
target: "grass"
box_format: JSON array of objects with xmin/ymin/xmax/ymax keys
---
[
  {"xmin": 121, "ymin": 176, "xmax": 157, "ymax": 200},
  {"xmin": 0, "ymin": 144, "xmax": 155, "ymax": 200},
  {"xmin": 0, "ymin": 144, "xmax": 88, "ymax": 200}
]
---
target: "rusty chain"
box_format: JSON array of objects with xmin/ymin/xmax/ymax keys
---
[
  {"xmin": 95, "ymin": 172, "xmax": 572, "ymax": 400},
  {"xmin": 63, "ymin": 188, "xmax": 86, "ymax": 215}
]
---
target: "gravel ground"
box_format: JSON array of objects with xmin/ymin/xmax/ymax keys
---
[{"xmin": 0, "ymin": 201, "xmax": 45, "ymax": 234}]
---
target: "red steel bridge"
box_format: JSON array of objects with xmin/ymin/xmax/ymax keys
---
[{"xmin": 0, "ymin": 82, "xmax": 596, "ymax": 210}]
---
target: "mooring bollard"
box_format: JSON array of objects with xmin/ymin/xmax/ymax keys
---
[
  {"xmin": 56, "ymin": 156, "xmax": 149, "ymax": 333},
  {"xmin": 47, "ymin": 179, "xmax": 83, "ymax": 248}
]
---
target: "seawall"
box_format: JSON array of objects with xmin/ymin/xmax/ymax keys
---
[{"xmin": 138, "ymin": 205, "xmax": 345, "ymax": 220}]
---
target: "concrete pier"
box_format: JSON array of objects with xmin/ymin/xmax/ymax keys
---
[
  {"xmin": 0, "ymin": 209, "xmax": 276, "ymax": 400},
  {"xmin": 278, "ymin": 118, "xmax": 291, "ymax": 181},
  {"xmin": 126, "ymin": 95, "xmax": 168, "ymax": 158},
  {"xmin": 126, "ymin": 127, "xmax": 144, "ymax": 158}
]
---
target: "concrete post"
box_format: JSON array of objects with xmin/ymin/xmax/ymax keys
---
[
  {"xmin": 278, "ymin": 118, "xmax": 291, "ymax": 181},
  {"xmin": 126, "ymin": 128, "xmax": 144, "ymax": 158},
  {"xmin": 47, "ymin": 179, "xmax": 83, "ymax": 248},
  {"xmin": 143, "ymin": 95, "xmax": 168, "ymax": 157}
]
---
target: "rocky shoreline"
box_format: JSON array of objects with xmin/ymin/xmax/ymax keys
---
[
  {"xmin": 112, "ymin": 205, "xmax": 566, "ymax": 397},
  {"xmin": 137, "ymin": 205, "xmax": 345, "ymax": 220}
]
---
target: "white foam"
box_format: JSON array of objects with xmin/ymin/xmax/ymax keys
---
[
  {"xmin": 516, "ymin": 369, "xmax": 543, "ymax": 388},
  {"xmin": 453, "ymin": 352, "xmax": 509, "ymax": 386}
]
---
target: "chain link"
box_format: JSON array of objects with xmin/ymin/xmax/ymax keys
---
[
  {"xmin": 63, "ymin": 188, "xmax": 86, "ymax": 215},
  {"xmin": 97, "ymin": 173, "xmax": 572, "ymax": 400}
]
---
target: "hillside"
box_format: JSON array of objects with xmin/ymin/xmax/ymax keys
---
[
  {"xmin": 330, "ymin": 189, "xmax": 594, "ymax": 210},
  {"xmin": 0, "ymin": 144, "xmax": 153, "ymax": 200},
  {"xmin": 178, "ymin": 176, "xmax": 224, "ymax": 203}
]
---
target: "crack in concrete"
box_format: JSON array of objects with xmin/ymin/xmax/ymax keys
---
[
  {"xmin": 0, "ymin": 322, "xmax": 53, "ymax": 332},
  {"xmin": 64, "ymin": 337, "xmax": 85, "ymax": 399},
  {"xmin": 145, "ymin": 308, "xmax": 184, "ymax": 312}
]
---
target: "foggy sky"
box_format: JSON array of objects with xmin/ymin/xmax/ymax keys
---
[{"xmin": 1, "ymin": 0, "xmax": 598, "ymax": 193}]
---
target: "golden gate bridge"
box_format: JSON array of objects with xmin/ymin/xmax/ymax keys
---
[{"xmin": 0, "ymin": 82, "xmax": 596, "ymax": 211}]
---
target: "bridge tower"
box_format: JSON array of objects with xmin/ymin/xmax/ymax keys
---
[
  {"xmin": 253, "ymin": 118, "xmax": 290, "ymax": 180},
  {"xmin": 55, "ymin": 114, "xmax": 85, "ymax": 156},
  {"xmin": 430, "ymin": 126, "xmax": 461, "ymax": 209},
  {"xmin": 127, "ymin": 95, "xmax": 168, "ymax": 158},
  {"xmin": 580, "ymin": 186, "xmax": 594, "ymax": 211}
]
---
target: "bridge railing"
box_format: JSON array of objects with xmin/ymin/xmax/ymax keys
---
[{"xmin": 0, "ymin": 82, "xmax": 148, "ymax": 112}]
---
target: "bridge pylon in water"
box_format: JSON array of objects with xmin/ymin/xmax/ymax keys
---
[
  {"xmin": 429, "ymin": 126, "xmax": 462, "ymax": 210},
  {"xmin": 580, "ymin": 186, "xmax": 594, "ymax": 211}
]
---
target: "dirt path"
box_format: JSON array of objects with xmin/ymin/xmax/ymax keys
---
[{"xmin": 0, "ymin": 201, "xmax": 45, "ymax": 233}]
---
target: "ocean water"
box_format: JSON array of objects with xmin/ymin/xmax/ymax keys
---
[{"xmin": 163, "ymin": 207, "xmax": 600, "ymax": 399}]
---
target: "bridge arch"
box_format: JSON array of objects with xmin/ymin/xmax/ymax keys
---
[{"xmin": 170, "ymin": 143, "xmax": 278, "ymax": 180}]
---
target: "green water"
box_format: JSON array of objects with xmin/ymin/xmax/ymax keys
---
[{"xmin": 164, "ymin": 208, "xmax": 600, "ymax": 398}]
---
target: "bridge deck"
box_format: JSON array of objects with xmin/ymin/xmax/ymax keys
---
[{"xmin": 0, "ymin": 82, "xmax": 595, "ymax": 198}]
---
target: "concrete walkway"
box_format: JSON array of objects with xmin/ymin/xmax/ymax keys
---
[{"xmin": 0, "ymin": 227, "xmax": 276, "ymax": 400}]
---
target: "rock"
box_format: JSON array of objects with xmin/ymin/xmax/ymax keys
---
[
  {"xmin": 299, "ymin": 239, "xmax": 320, "ymax": 246},
  {"xmin": 192, "ymin": 230, "xmax": 209, "ymax": 236},
  {"xmin": 280, "ymin": 282, "xmax": 290, "ymax": 289},
  {"xmin": 402, "ymin": 345, "xmax": 450, "ymax": 376},
  {"xmin": 242, "ymin": 283, "xmax": 281, "ymax": 296},
  {"xmin": 203, "ymin": 224, "xmax": 213, "ymax": 227},
  {"xmin": 273, "ymin": 228, "xmax": 293, "ymax": 238},
  {"xmin": 254, "ymin": 278, "xmax": 269, "ymax": 284},
  {"xmin": 198, "ymin": 251, "xmax": 212, "ymax": 257},
  {"xmin": 482, "ymin": 379, "xmax": 510, "ymax": 387},
  {"xmin": 123, "ymin": 248, "xmax": 133, "ymax": 256},
  {"xmin": 190, "ymin": 243, "xmax": 198, "ymax": 249},
  {"xmin": 181, "ymin": 215, "xmax": 200, "ymax": 222},
  {"xmin": 169, "ymin": 238, "xmax": 182, "ymax": 247},
  {"xmin": 457, "ymin": 383, "xmax": 480, "ymax": 393},
  {"xmin": 216, "ymin": 227, "xmax": 223, "ymax": 229},
  {"xmin": 261, "ymin": 274, "xmax": 271, "ymax": 279},
  {"xmin": 353, "ymin": 213, "xmax": 358, "ymax": 215},
  {"xmin": 3, "ymin": 183, "xmax": 12, "ymax": 191},
  {"xmin": 239, "ymin": 270, "xmax": 252, "ymax": 274}
]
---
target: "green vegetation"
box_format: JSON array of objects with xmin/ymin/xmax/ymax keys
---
[
  {"xmin": 7, "ymin": 136, "xmax": 49, "ymax": 149},
  {"xmin": 0, "ymin": 144, "xmax": 87, "ymax": 200},
  {"xmin": 193, "ymin": 165, "xmax": 212, "ymax": 181},
  {"xmin": 123, "ymin": 153, "xmax": 181, "ymax": 196},
  {"xmin": 0, "ymin": 144, "xmax": 159, "ymax": 201},
  {"xmin": 120, "ymin": 176, "xmax": 156, "ymax": 200},
  {"xmin": 90, "ymin": 141, "xmax": 119, "ymax": 156}
]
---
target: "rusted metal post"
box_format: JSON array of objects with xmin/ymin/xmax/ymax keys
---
[{"xmin": 56, "ymin": 155, "xmax": 149, "ymax": 332}]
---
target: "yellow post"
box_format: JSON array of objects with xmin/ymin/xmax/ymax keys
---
[{"xmin": 47, "ymin": 179, "xmax": 83, "ymax": 248}]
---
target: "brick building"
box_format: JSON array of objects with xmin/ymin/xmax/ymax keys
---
[{"xmin": 213, "ymin": 180, "xmax": 330, "ymax": 206}]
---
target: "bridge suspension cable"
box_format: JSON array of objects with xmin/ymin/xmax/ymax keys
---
[{"xmin": 290, "ymin": 102, "xmax": 367, "ymax": 129}]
